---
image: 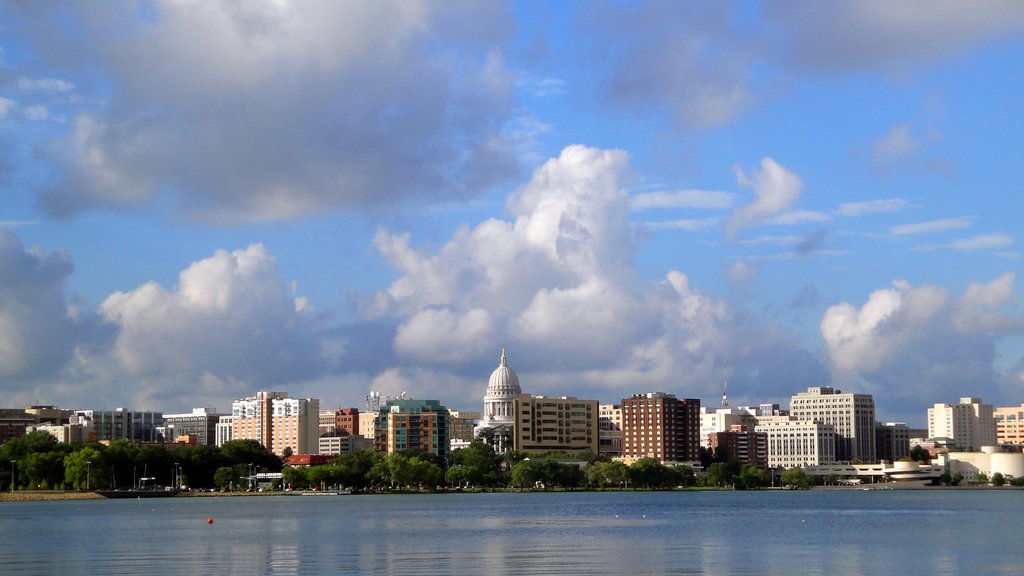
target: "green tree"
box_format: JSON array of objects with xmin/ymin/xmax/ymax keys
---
[
  {"xmin": 282, "ymin": 466, "xmax": 310, "ymax": 490},
  {"xmin": 449, "ymin": 441, "xmax": 501, "ymax": 486},
  {"xmin": 588, "ymin": 460, "xmax": 629, "ymax": 488},
  {"xmin": 973, "ymin": 471, "xmax": 989, "ymax": 485},
  {"xmin": 446, "ymin": 465, "xmax": 475, "ymax": 488},
  {"xmin": 629, "ymin": 457, "xmax": 671, "ymax": 489},
  {"xmin": 21, "ymin": 451, "xmax": 66, "ymax": 490},
  {"xmin": 736, "ymin": 464, "xmax": 769, "ymax": 490},
  {"xmin": 991, "ymin": 472, "xmax": 1005, "ymax": 486},
  {"xmin": 950, "ymin": 472, "xmax": 963, "ymax": 486},
  {"xmin": 909, "ymin": 445, "xmax": 931, "ymax": 463},
  {"xmin": 780, "ymin": 467, "xmax": 812, "ymax": 489},
  {"xmin": 213, "ymin": 466, "xmax": 237, "ymax": 491},
  {"xmin": 64, "ymin": 446, "xmax": 107, "ymax": 490},
  {"xmin": 705, "ymin": 462, "xmax": 733, "ymax": 488},
  {"xmin": 672, "ymin": 465, "xmax": 697, "ymax": 487},
  {"xmin": 509, "ymin": 460, "xmax": 541, "ymax": 489}
]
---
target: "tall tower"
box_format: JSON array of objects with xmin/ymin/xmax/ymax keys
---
[{"xmin": 721, "ymin": 365, "xmax": 730, "ymax": 409}]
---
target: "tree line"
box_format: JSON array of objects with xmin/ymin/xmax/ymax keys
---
[{"xmin": 3, "ymin": 431, "xmax": 816, "ymax": 492}]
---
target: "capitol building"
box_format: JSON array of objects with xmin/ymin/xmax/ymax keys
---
[{"xmin": 474, "ymin": 349, "xmax": 521, "ymax": 453}]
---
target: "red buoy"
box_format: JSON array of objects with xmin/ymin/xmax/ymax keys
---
[{"xmin": 207, "ymin": 518, "xmax": 214, "ymax": 524}]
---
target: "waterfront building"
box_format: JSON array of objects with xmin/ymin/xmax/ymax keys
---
[
  {"xmin": 621, "ymin": 392, "xmax": 700, "ymax": 464},
  {"xmin": 26, "ymin": 421, "xmax": 90, "ymax": 444},
  {"xmin": 755, "ymin": 416, "xmax": 837, "ymax": 468},
  {"xmin": 318, "ymin": 434, "xmax": 373, "ymax": 456},
  {"xmin": 72, "ymin": 408, "xmax": 163, "ymax": 442},
  {"xmin": 789, "ymin": 387, "xmax": 876, "ymax": 463},
  {"xmin": 474, "ymin": 349, "xmax": 522, "ymax": 453},
  {"xmin": 512, "ymin": 395, "xmax": 599, "ymax": 453},
  {"xmin": 319, "ymin": 409, "xmax": 338, "ymax": 437},
  {"xmin": 231, "ymin": 391, "xmax": 320, "ymax": 456},
  {"xmin": 358, "ymin": 411, "xmax": 377, "ymax": 439},
  {"xmin": 448, "ymin": 409, "xmax": 481, "ymax": 451},
  {"xmin": 598, "ymin": 404, "xmax": 622, "ymax": 457},
  {"xmin": 374, "ymin": 399, "xmax": 450, "ymax": 459},
  {"xmin": 937, "ymin": 446, "xmax": 1024, "ymax": 481},
  {"xmin": 161, "ymin": 407, "xmax": 224, "ymax": 446},
  {"xmin": 336, "ymin": 408, "xmax": 360, "ymax": 437},
  {"xmin": 215, "ymin": 415, "xmax": 234, "ymax": 446},
  {"xmin": 994, "ymin": 403, "xmax": 1024, "ymax": 446},
  {"xmin": 3, "ymin": 406, "xmax": 75, "ymax": 444},
  {"xmin": 708, "ymin": 425, "xmax": 768, "ymax": 469},
  {"xmin": 700, "ymin": 407, "xmax": 758, "ymax": 450},
  {"xmin": 875, "ymin": 422, "xmax": 911, "ymax": 462},
  {"xmin": 927, "ymin": 397, "xmax": 996, "ymax": 451}
]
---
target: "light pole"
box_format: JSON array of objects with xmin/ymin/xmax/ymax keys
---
[
  {"xmin": 9, "ymin": 460, "xmax": 14, "ymax": 493},
  {"xmin": 173, "ymin": 462, "xmax": 180, "ymax": 490},
  {"xmin": 248, "ymin": 462, "xmax": 253, "ymax": 490},
  {"xmin": 86, "ymin": 460, "xmax": 92, "ymax": 491}
]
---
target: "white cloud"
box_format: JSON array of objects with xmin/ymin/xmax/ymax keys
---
[
  {"xmin": 835, "ymin": 198, "xmax": 909, "ymax": 217},
  {"xmin": 727, "ymin": 260, "xmax": 760, "ymax": 284},
  {"xmin": 768, "ymin": 210, "xmax": 830, "ymax": 225},
  {"xmin": 16, "ymin": 77, "xmax": 74, "ymax": 93},
  {"xmin": 947, "ymin": 234, "xmax": 1014, "ymax": 251},
  {"xmin": 16, "ymin": 1, "xmax": 520, "ymax": 222},
  {"xmin": 821, "ymin": 274, "xmax": 1022, "ymax": 406},
  {"xmin": 366, "ymin": 145, "xmax": 828, "ymax": 400},
  {"xmin": 0, "ymin": 97, "xmax": 14, "ymax": 118},
  {"xmin": 889, "ymin": 216, "xmax": 972, "ymax": 236},
  {"xmin": 725, "ymin": 158, "xmax": 803, "ymax": 238},
  {"xmin": 22, "ymin": 105, "xmax": 48, "ymax": 120},
  {"xmin": 99, "ymin": 244, "xmax": 328, "ymax": 403},
  {"xmin": 631, "ymin": 189, "xmax": 736, "ymax": 211}
]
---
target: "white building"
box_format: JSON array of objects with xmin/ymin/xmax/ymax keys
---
[
  {"xmin": 699, "ymin": 407, "xmax": 758, "ymax": 450},
  {"xmin": 231, "ymin": 391, "xmax": 319, "ymax": 456},
  {"xmin": 789, "ymin": 387, "xmax": 876, "ymax": 463},
  {"xmin": 938, "ymin": 446, "xmax": 1024, "ymax": 481},
  {"xmin": 755, "ymin": 416, "xmax": 837, "ymax": 468},
  {"xmin": 928, "ymin": 397, "xmax": 996, "ymax": 451},
  {"xmin": 215, "ymin": 416, "xmax": 234, "ymax": 447},
  {"xmin": 161, "ymin": 407, "xmax": 225, "ymax": 445},
  {"xmin": 474, "ymin": 349, "xmax": 522, "ymax": 453}
]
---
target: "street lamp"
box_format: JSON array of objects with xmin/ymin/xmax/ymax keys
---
[
  {"xmin": 9, "ymin": 460, "xmax": 14, "ymax": 493},
  {"xmin": 248, "ymin": 462, "xmax": 253, "ymax": 490},
  {"xmin": 86, "ymin": 460, "xmax": 92, "ymax": 491},
  {"xmin": 173, "ymin": 462, "xmax": 180, "ymax": 490}
]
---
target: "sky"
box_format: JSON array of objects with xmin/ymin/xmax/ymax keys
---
[{"xmin": 1, "ymin": 1, "xmax": 1022, "ymax": 427}]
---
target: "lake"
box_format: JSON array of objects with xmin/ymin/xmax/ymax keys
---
[{"xmin": 1, "ymin": 490, "xmax": 1021, "ymax": 575}]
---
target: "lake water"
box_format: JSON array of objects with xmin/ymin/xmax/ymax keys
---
[{"xmin": 1, "ymin": 490, "xmax": 1022, "ymax": 575}]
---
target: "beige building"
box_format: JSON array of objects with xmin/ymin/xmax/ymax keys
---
[
  {"xmin": 994, "ymin": 403, "xmax": 1024, "ymax": 446},
  {"xmin": 789, "ymin": 387, "xmax": 876, "ymax": 463},
  {"xmin": 700, "ymin": 407, "xmax": 758, "ymax": 450},
  {"xmin": 231, "ymin": 391, "xmax": 319, "ymax": 456},
  {"xmin": 448, "ymin": 409, "xmax": 482, "ymax": 444},
  {"xmin": 755, "ymin": 416, "xmax": 837, "ymax": 469},
  {"xmin": 928, "ymin": 397, "xmax": 996, "ymax": 451},
  {"xmin": 359, "ymin": 411, "xmax": 378, "ymax": 439},
  {"xmin": 512, "ymin": 395, "xmax": 599, "ymax": 453}
]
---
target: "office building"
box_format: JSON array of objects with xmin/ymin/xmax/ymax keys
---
[
  {"xmin": 928, "ymin": 397, "xmax": 996, "ymax": 451},
  {"xmin": 374, "ymin": 399, "xmax": 450, "ymax": 459},
  {"xmin": 789, "ymin": 387, "xmax": 876, "ymax": 463},
  {"xmin": 512, "ymin": 395, "xmax": 599, "ymax": 453},
  {"xmin": 621, "ymin": 392, "xmax": 700, "ymax": 463}
]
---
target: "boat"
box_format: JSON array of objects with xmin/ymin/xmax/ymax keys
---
[{"xmin": 96, "ymin": 488, "xmax": 181, "ymax": 499}]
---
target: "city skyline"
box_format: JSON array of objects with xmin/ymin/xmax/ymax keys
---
[{"xmin": 1, "ymin": 3, "xmax": 1022, "ymax": 426}]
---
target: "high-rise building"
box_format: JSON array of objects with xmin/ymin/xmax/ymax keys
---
[
  {"xmin": 995, "ymin": 403, "xmax": 1024, "ymax": 446},
  {"xmin": 448, "ymin": 409, "xmax": 481, "ymax": 446},
  {"xmin": 700, "ymin": 407, "xmax": 758, "ymax": 450},
  {"xmin": 162, "ymin": 408, "xmax": 224, "ymax": 446},
  {"xmin": 789, "ymin": 387, "xmax": 876, "ymax": 463},
  {"xmin": 755, "ymin": 416, "xmax": 837, "ymax": 468},
  {"xmin": 335, "ymin": 408, "xmax": 360, "ymax": 437},
  {"xmin": 271, "ymin": 397, "xmax": 320, "ymax": 456},
  {"xmin": 512, "ymin": 395, "xmax": 599, "ymax": 453},
  {"xmin": 231, "ymin": 391, "xmax": 319, "ymax": 456},
  {"xmin": 598, "ymin": 404, "xmax": 622, "ymax": 457},
  {"xmin": 875, "ymin": 422, "xmax": 910, "ymax": 462},
  {"xmin": 621, "ymin": 392, "xmax": 700, "ymax": 463},
  {"xmin": 927, "ymin": 397, "xmax": 996, "ymax": 451},
  {"xmin": 708, "ymin": 425, "xmax": 768, "ymax": 469},
  {"xmin": 374, "ymin": 399, "xmax": 450, "ymax": 459},
  {"xmin": 73, "ymin": 408, "xmax": 163, "ymax": 442},
  {"xmin": 358, "ymin": 411, "xmax": 377, "ymax": 439}
]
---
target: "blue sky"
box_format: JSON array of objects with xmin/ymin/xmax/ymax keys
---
[{"xmin": 1, "ymin": 1, "xmax": 1022, "ymax": 427}]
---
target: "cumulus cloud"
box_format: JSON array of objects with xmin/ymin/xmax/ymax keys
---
[
  {"xmin": 99, "ymin": 244, "xmax": 328, "ymax": 406},
  {"xmin": 0, "ymin": 231, "xmax": 81, "ymax": 381},
  {"xmin": 366, "ymin": 144, "xmax": 827, "ymax": 402},
  {"xmin": 725, "ymin": 158, "xmax": 803, "ymax": 238},
  {"xmin": 820, "ymin": 274, "xmax": 1023, "ymax": 411},
  {"xmin": 8, "ymin": 1, "xmax": 519, "ymax": 222}
]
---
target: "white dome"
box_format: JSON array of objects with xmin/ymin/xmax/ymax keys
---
[{"xmin": 486, "ymin": 349, "xmax": 521, "ymax": 398}]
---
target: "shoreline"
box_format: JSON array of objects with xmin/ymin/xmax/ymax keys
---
[{"xmin": 3, "ymin": 484, "xmax": 1019, "ymax": 502}]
